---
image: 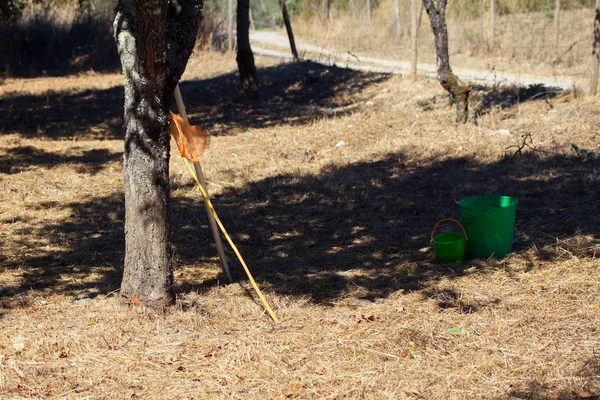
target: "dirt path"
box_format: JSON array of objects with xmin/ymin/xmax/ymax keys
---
[{"xmin": 250, "ymin": 30, "xmax": 577, "ymax": 90}]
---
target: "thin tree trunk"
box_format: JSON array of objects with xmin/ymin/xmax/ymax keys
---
[
  {"xmin": 411, "ymin": 0, "xmax": 418, "ymax": 78},
  {"xmin": 422, "ymin": 0, "xmax": 471, "ymax": 123},
  {"xmin": 237, "ymin": 0, "xmax": 259, "ymax": 97},
  {"xmin": 327, "ymin": 0, "xmax": 332, "ymax": 22},
  {"xmin": 366, "ymin": 0, "xmax": 371, "ymax": 24},
  {"xmin": 553, "ymin": 0, "xmax": 560, "ymax": 57},
  {"xmin": 393, "ymin": 0, "xmax": 400, "ymax": 36},
  {"xmin": 228, "ymin": 0, "xmax": 234, "ymax": 52},
  {"xmin": 114, "ymin": 0, "xmax": 202, "ymax": 309},
  {"xmin": 280, "ymin": 0, "xmax": 298, "ymax": 60},
  {"xmin": 418, "ymin": 0, "xmax": 424, "ymax": 30},
  {"xmin": 489, "ymin": 0, "xmax": 495, "ymax": 51},
  {"xmin": 591, "ymin": 0, "xmax": 600, "ymax": 95},
  {"xmin": 249, "ymin": 7, "xmax": 256, "ymax": 30}
]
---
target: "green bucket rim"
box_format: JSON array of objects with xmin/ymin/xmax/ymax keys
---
[
  {"xmin": 458, "ymin": 195, "xmax": 518, "ymax": 210},
  {"xmin": 432, "ymin": 231, "xmax": 465, "ymax": 245}
]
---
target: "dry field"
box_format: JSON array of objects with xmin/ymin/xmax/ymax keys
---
[
  {"xmin": 291, "ymin": 5, "xmax": 595, "ymax": 87},
  {"xmin": 1, "ymin": 51, "xmax": 600, "ymax": 399}
]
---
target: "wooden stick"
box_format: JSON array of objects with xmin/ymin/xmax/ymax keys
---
[
  {"xmin": 173, "ymin": 85, "xmax": 232, "ymax": 283},
  {"xmin": 182, "ymin": 158, "xmax": 279, "ymax": 324}
]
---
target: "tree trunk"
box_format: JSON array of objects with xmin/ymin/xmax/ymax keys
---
[
  {"xmin": 114, "ymin": 0, "xmax": 202, "ymax": 309},
  {"xmin": 280, "ymin": 0, "xmax": 298, "ymax": 60},
  {"xmin": 393, "ymin": 0, "xmax": 400, "ymax": 36},
  {"xmin": 422, "ymin": 0, "xmax": 471, "ymax": 123},
  {"xmin": 237, "ymin": 0, "xmax": 259, "ymax": 97},
  {"xmin": 327, "ymin": 0, "xmax": 332, "ymax": 22},
  {"xmin": 228, "ymin": 0, "xmax": 234, "ymax": 52},
  {"xmin": 249, "ymin": 7, "xmax": 256, "ymax": 31},
  {"xmin": 590, "ymin": 0, "xmax": 600, "ymax": 95},
  {"xmin": 410, "ymin": 0, "xmax": 418, "ymax": 78},
  {"xmin": 366, "ymin": 0, "xmax": 371, "ymax": 24},
  {"xmin": 489, "ymin": 0, "xmax": 495, "ymax": 51},
  {"xmin": 553, "ymin": 0, "xmax": 560, "ymax": 58}
]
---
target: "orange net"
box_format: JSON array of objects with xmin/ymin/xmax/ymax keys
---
[{"xmin": 169, "ymin": 111, "xmax": 210, "ymax": 163}]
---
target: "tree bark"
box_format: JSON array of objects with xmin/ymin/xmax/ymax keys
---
[
  {"xmin": 114, "ymin": 0, "xmax": 202, "ymax": 309},
  {"xmin": 422, "ymin": 0, "xmax": 471, "ymax": 123},
  {"xmin": 237, "ymin": 0, "xmax": 259, "ymax": 97}
]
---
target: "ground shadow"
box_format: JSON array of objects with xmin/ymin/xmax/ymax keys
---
[
  {"xmin": 0, "ymin": 146, "xmax": 121, "ymax": 175},
  {"xmin": 1, "ymin": 61, "xmax": 388, "ymax": 140},
  {"xmin": 2, "ymin": 149, "xmax": 597, "ymax": 306},
  {"xmin": 473, "ymin": 83, "xmax": 563, "ymax": 116},
  {"xmin": 201, "ymin": 151, "xmax": 598, "ymax": 302},
  {"xmin": 0, "ymin": 192, "xmax": 224, "ymax": 306},
  {"xmin": 178, "ymin": 60, "xmax": 390, "ymax": 135},
  {"xmin": 0, "ymin": 85, "xmax": 124, "ymax": 140},
  {"xmin": 415, "ymin": 83, "xmax": 562, "ymax": 117}
]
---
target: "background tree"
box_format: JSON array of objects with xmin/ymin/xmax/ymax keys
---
[
  {"xmin": 422, "ymin": 0, "xmax": 471, "ymax": 123},
  {"xmin": 280, "ymin": 0, "xmax": 298, "ymax": 60},
  {"xmin": 113, "ymin": 0, "xmax": 202, "ymax": 308},
  {"xmin": 237, "ymin": 0, "xmax": 259, "ymax": 97},
  {"xmin": 589, "ymin": 0, "xmax": 600, "ymax": 95}
]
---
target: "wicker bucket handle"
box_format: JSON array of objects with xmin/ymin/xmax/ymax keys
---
[{"xmin": 430, "ymin": 218, "xmax": 468, "ymax": 243}]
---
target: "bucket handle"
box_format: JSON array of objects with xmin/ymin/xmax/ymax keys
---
[
  {"xmin": 459, "ymin": 210, "xmax": 487, "ymax": 226},
  {"xmin": 430, "ymin": 218, "xmax": 468, "ymax": 243}
]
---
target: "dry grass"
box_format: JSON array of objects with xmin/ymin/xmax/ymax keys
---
[
  {"xmin": 291, "ymin": 0, "xmax": 594, "ymax": 86},
  {"xmin": 1, "ymin": 51, "xmax": 600, "ymax": 399}
]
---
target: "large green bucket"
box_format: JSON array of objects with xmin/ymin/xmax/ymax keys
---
[{"xmin": 458, "ymin": 195, "xmax": 518, "ymax": 258}]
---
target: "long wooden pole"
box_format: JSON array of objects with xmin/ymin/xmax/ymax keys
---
[
  {"xmin": 181, "ymin": 159, "xmax": 279, "ymax": 323},
  {"xmin": 173, "ymin": 85, "xmax": 232, "ymax": 282}
]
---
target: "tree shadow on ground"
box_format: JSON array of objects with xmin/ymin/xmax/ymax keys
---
[
  {"xmin": 201, "ymin": 151, "xmax": 598, "ymax": 302},
  {"xmin": 2, "ymin": 148, "xmax": 597, "ymax": 307},
  {"xmin": 178, "ymin": 61, "xmax": 390, "ymax": 135},
  {"xmin": 0, "ymin": 86, "xmax": 124, "ymax": 140},
  {"xmin": 414, "ymin": 83, "xmax": 562, "ymax": 117},
  {"xmin": 1, "ymin": 61, "xmax": 388, "ymax": 140},
  {"xmin": 0, "ymin": 190, "xmax": 225, "ymax": 306},
  {"xmin": 0, "ymin": 146, "xmax": 121, "ymax": 174},
  {"xmin": 473, "ymin": 83, "xmax": 563, "ymax": 116}
]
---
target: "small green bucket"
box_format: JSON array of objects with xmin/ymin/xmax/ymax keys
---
[
  {"xmin": 431, "ymin": 218, "xmax": 468, "ymax": 264},
  {"xmin": 458, "ymin": 195, "xmax": 518, "ymax": 258}
]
